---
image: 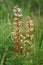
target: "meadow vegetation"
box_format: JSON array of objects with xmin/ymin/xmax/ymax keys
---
[{"xmin": 0, "ymin": 0, "xmax": 43, "ymax": 65}]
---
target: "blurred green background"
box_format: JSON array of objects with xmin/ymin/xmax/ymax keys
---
[{"xmin": 0, "ymin": 0, "xmax": 43, "ymax": 65}]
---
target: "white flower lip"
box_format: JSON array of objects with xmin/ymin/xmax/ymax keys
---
[
  {"xmin": 14, "ymin": 18, "xmax": 18, "ymax": 20},
  {"xmin": 30, "ymin": 34, "xmax": 34, "ymax": 40},
  {"xmin": 30, "ymin": 28, "xmax": 34, "ymax": 31},
  {"xmin": 13, "ymin": 8, "xmax": 21, "ymax": 13},
  {"xmin": 14, "ymin": 13, "xmax": 22, "ymax": 17},
  {"xmin": 18, "ymin": 8, "xmax": 21, "ymax": 12},
  {"xmin": 30, "ymin": 20, "xmax": 33, "ymax": 23}
]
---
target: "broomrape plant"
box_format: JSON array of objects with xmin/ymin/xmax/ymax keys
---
[
  {"xmin": 26, "ymin": 16, "xmax": 34, "ymax": 59},
  {"xmin": 11, "ymin": 6, "xmax": 34, "ymax": 60},
  {"xmin": 11, "ymin": 6, "xmax": 25, "ymax": 56},
  {"xmin": 0, "ymin": 5, "xmax": 35, "ymax": 65}
]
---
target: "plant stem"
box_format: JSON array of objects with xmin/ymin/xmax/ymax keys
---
[{"xmin": 0, "ymin": 51, "xmax": 6, "ymax": 65}]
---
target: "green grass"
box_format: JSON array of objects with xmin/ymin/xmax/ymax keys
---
[{"xmin": 0, "ymin": 0, "xmax": 43, "ymax": 65}]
